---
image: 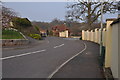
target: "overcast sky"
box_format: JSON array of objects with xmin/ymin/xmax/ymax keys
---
[{"xmin": 3, "ymin": 2, "xmax": 118, "ymax": 22}]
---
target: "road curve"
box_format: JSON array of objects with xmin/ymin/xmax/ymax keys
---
[{"xmin": 2, "ymin": 37, "xmax": 86, "ymax": 78}]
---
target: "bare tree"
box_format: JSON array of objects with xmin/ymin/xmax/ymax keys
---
[
  {"xmin": 66, "ymin": 0, "xmax": 118, "ymax": 29},
  {"xmin": 2, "ymin": 5, "xmax": 18, "ymax": 28}
]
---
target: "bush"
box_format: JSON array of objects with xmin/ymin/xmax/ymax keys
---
[
  {"xmin": 29, "ymin": 34, "xmax": 41, "ymax": 40},
  {"xmin": 12, "ymin": 17, "xmax": 32, "ymax": 28}
]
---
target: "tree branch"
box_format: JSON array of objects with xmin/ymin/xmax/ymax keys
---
[
  {"xmin": 91, "ymin": 3, "xmax": 101, "ymax": 15},
  {"xmin": 91, "ymin": 13, "xmax": 101, "ymax": 24}
]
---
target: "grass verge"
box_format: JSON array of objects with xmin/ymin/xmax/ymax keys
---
[{"xmin": 2, "ymin": 29, "xmax": 24, "ymax": 39}]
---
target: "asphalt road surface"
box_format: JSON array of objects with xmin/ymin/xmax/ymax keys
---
[{"xmin": 2, "ymin": 37, "xmax": 104, "ymax": 78}]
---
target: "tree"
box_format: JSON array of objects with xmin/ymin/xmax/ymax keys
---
[
  {"xmin": 2, "ymin": 6, "xmax": 18, "ymax": 28},
  {"xmin": 51, "ymin": 18, "xmax": 64, "ymax": 25},
  {"xmin": 32, "ymin": 21, "xmax": 51, "ymax": 30},
  {"xmin": 66, "ymin": 0, "xmax": 118, "ymax": 29},
  {"xmin": 34, "ymin": 26, "xmax": 41, "ymax": 34}
]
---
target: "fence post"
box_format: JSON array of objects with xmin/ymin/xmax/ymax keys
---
[
  {"xmin": 93, "ymin": 30, "xmax": 94, "ymax": 41},
  {"xmin": 91, "ymin": 30, "xmax": 94, "ymax": 41},
  {"xmin": 93, "ymin": 29, "xmax": 96, "ymax": 43},
  {"xmin": 95, "ymin": 28, "xmax": 98, "ymax": 43},
  {"xmin": 82, "ymin": 30, "xmax": 85, "ymax": 40},
  {"xmin": 88, "ymin": 30, "xmax": 91, "ymax": 41},
  {"xmin": 105, "ymin": 19, "xmax": 114, "ymax": 68},
  {"xmin": 85, "ymin": 30, "xmax": 87, "ymax": 40},
  {"xmin": 86, "ymin": 30, "xmax": 89, "ymax": 40},
  {"xmin": 89, "ymin": 30, "xmax": 91, "ymax": 41}
]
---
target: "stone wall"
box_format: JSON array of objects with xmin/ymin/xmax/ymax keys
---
[{"xmin": 2, "ymin": 39, "xmax": 29, "ymax": 46}]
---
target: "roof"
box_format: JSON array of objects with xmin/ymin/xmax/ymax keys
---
[
  {"xmin": 111, "ymin": 18, "xmax": 120, "ymax": 26},
  {"xmin": 52, "ymin": 24, "xmax": 69, "ymax": 32}
]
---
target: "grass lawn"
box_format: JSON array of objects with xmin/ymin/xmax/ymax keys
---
[{"xmin": 2, "ymin": 29, "xmax": 24, "ymax": 39}]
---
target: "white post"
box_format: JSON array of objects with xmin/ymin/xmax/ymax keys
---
[
  {"xmin": 65, "ymin": 30, "xmax": 69, "ymax": 38},
  {"xmin": 84, "ymin": 31, "xmax": 87, "ymax": 40},
  {"xmin": 95, "ymin": 28, "xmax": 98, "ymax": 43},
  {"xmin": 87, "ymin": 30, "xmax": 89, "ymax": 40},
  {"xmin": 82, "ymin": 30, "xmax": 85, "ymax": 40},
  {"xmin": 91, "ymin": 30, "xmax": 93, "ymax": 41}
]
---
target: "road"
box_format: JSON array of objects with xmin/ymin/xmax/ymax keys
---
[{"xmin": 2, "ymin": 37, "xmax": 104, "ymax": 78}]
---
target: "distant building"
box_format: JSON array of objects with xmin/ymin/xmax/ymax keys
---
[
  {"xmin": 52, "ymin": 24, "xmax": 70, "ymax": 38},
  {"xmin": 40, "ymin": 29, "xmax": 47, "ymax": 37}
]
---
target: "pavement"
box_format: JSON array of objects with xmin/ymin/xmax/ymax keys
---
[
  {"xmin": 52, "ymin": 41, "xmax": 105, "ymax": 78},
  {"xmin": 2, "ymin": 37, "xmax": 105, "ymax": 79}
]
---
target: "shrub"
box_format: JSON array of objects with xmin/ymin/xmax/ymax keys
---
[
  {"xmin": 29, "ymin": 34, "xmax": 41, "ymax": 40},
  {"xmin": 12, "ymin": 17, "xmax": 32, "ymax": 28}
]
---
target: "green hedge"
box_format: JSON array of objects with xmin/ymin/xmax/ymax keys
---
[{"xmin": 29, "ymin": 34, "xmax": 41, "ymax": 40}]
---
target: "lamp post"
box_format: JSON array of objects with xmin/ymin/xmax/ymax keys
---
[{"xmin": 100, "ymin": 1, "xmax": 103, "ymax": 65}]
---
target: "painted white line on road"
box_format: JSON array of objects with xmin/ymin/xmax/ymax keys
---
[
  {"xmin": 1, "ymin": 49, "xmax": 46, "ymax": 60},
  {"xmin": 54, "ymin": 44, "xmax": 64, "ymax": 48},
  {"xmin": 48, "ymin": 42, "xmax": 87, "ymax": 79}
]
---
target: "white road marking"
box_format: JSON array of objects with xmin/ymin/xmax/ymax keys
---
[
  {"xmin": 48, "ymin": 42, "xmax": 87, "ymax": 79},
  {"xmin": 54, "ymin": 44, "xmax": 64, "ymax": 48},
  {"xmin": 1, "ymin": 49, "xmax": 46, "ymax": 60}
]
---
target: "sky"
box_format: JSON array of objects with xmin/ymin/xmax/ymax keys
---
[
  {"xmin": 3, "ymin": 2, "xmax": 118, "ymax": 22},
  {"xmin": 3, "ymin": 2, "xmax": 68, "ymax": 22}
]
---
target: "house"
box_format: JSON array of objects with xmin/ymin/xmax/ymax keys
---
[{"xmin": 52, "ymin": 24, "xmax": 70, "ymax": 38}]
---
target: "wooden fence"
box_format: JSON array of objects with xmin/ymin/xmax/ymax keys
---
[
  {"xmin": 82, "ymin": 18, "xmax": 119, "ymax": 79},
  {"xmin": 82, "ymin": 28, "xmax": 106, "ymax": 46}
]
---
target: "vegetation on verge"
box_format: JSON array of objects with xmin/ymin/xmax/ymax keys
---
[
  {"xmin": 29, "ymin": 34, "xmax": 41, "ymax": 40},
  {"xmin": 2, "ymin": 29, "xmax": 24, "ymax": 39},
  {"xmin": 12, "ymin": 17, "xmax": 32, "ymax": 29}
]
